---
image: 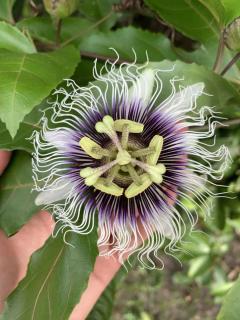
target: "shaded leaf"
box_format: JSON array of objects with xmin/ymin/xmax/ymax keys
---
[
  {"xmin": 0, "ymin": 0, "xmax": 15, "ymax": 23},
  {"xmin": 0, "ymin": 101, "xmax": 47, "ymax": 153},
  {"xmin": 144, "ymin": 0, "xmax": 222, "ymax": 43},
  {"xmin": 79, "ymin": 0, "xmax": 117, "ymax": 30},
  {"xmin": 80, "ymin": 27, "xmax": 179, "ymax": 62},
  {"xmin": 0, "ymin": 21, "xmax": 36, "ymax": 53},
  {"xmin": 2, "ymin": 224, "xmax": 98, "ymax": 320},
  {"xmin": 0, "ymin": 45, "xmax": 79, "ymax": 137},
  {"xmin": 217, "ymin": 275, "xmax": 240, "ymax": 320},
  {"xmin": 0, "ymin": 151, "xmax": 38, "ymax": 236},
  {"xmin": 72, "ymin": 58, "xmax": 105, "ymax": 86},
  {"xmin": 17, "ymin": 16, "xmax": 97, "ymax": 45}
]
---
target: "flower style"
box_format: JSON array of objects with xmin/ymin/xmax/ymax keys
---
[{"xmin": 32, "ymin": 57, "xmax": 231, "ymax": 268}]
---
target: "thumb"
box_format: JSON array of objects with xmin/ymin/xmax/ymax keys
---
[{"xmin": 0, "ymin": 151, "xmax": 11, "ymax": 175}]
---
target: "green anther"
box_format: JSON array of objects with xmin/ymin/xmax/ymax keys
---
[
  {"xmin": 125, "ymin": 173, "xmax": 152, "ymax": 198},
  {"xmin": 80, "ymin": 167, "xmax": 102, "ymax": 186},
  {"xmin": 146, "ymin": 163, "xmax": 166, "ymax": 183},
  {"xmin": 80, "ymin": 160, "xmax": 118, "ymax": 186},
  {"xmin": 80, "ymin": 137, "xmax": 110, "ymax": 159},
  {"xmin": 147, "ymin": 135, "xmax": 163, "ymax": 165},
  {"xmin": 146, "ymin": 163, "xmax": 166, "ymax": 184},
  {"xmin": 80, "ymin": 167, "xmax": 96, "ymax": 178},
  {"xmin": 131, "ymin": 159, "xmax": 166, "ymax": 184},
  {"xmin": 131, "ymin": 147, "xmax": 154, "ymax": 158},
  {"xmin": 80, "ymin": 116, "xmax": 165, "ymax": 197},
  {"xmin": 114, "ymin": 119, "xmax": 144, "ymax": 133},
  {"xmin": 95, "ymin": 115, "xmax": 115, "ymax": 135},
  {"xmin": 126, "ymin": 164, "xmax": 142, "ymax": 185},
  {"xmin": 121, "ymin": 124, "xmax": 129, "ymax": 149},
  {"xmin": 94, "ymin": 178, "xmax": 124, "ymax": 196},
  {"xmin": 116, "ymin": 150, "xmax": 132, "ymax": 165},
  {"xmin": 95, "ymin": 115, "xmax": 122, "ymax": 151}
]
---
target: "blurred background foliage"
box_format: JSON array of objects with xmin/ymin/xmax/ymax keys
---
[{"xmin": 0, "ymin": 0, "xmax": 240, "ymax": 319}]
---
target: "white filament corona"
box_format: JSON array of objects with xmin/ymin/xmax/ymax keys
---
[{"xmin": 31, "ymin": 52, "xmax": 231, "ymax": 269}]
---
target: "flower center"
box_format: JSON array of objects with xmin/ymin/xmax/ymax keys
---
[{"xmin": 79, "ymin": 116, "xmax": 166, "ymax": 198}]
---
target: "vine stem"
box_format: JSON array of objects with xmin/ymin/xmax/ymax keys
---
[
  {"xmin": 55, "ymin": 19, "xmax": 62, "ymax": 47},
  {"xmin": 61, "ymin": 11, "xmax": 113, "ymax": 47},
  {"xmin": 220, "ymin": 52, "xmax": 240, "ymax": 76},
  {"xmin": 213, "ymin": 30, "xmax": 225, "ymax": 73}
]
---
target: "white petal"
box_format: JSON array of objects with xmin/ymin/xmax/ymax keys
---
[
  {"xmin": 161, "ymin": 82, "xmax": 205, "ymax": 115},
  {"xmin": 35, "ymin": 180, "xmax": 75, "ymax": 206},
  {"xmin": 178, "ymin": 82, "xmax": 204, "ymax": 106},
  {"xmin": 157, "ymin": 213, "xmax": 179, "ymax": 240},
  {"xmin": 44, "ymin": 130, "xmax": 76, "ymax": 151},
  {"xmin": 128, "ymin": 68, "xmax": 155, "ymax": 107}
]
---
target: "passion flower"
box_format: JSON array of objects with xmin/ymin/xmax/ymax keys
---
[{"xmin": 32, "ymin": 58, "xmax": 231, "ymax": 268}]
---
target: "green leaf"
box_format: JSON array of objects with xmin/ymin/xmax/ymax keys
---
[
  {"xmin": 217, "ymin": 275, "xmax": 240, "ymax": 320},
  {"xmin": 0, "ymin": 0, "xmax": 15, "ymax": 23},
  {"xmin": 0, "ymin": 151, "xmax": 38, "ymax": 236},
  {"xmin": 188, "ymin": 255, "xmax": 212, "ymax": 278},
  {"xmin": 214, "ymin": 197, "xmax": 229, "ymax": 230},
  {"xmin": 0, "ymin": 102, "xmax": 43, "ymax": 153},
  {"xmin": 176, "ymin": 41, "xmax": 240, "ymax": 79},
  {"xmin": 72, "ymin": 59, "xmax": 104, "ymax": 87},
  {"xmin": 211, "ymin": 282, "xmax": 234, "ymax": 297},
  {"xmin": 0, "ymin": 45, "xmax": 79, "ymax": 138},
  {"xmin": 0, "ymin": 21, "xmax": 36, "ymax": 53},
  {"xmin": 2, "ymin": 224, "xmax": 98, "ymax": 320},
  {"xmin": 80, "ymin": 27, "xmax": 179, "ymax": 62},
  {"xmin": 144, "ymin": 0, "xmax": 223, "ymax": 43},
  {"xmin": 221, "ymin": 0, "xmax": 240, "ymax": 24},
  {"xmin": 79, "ymin": 0, "xmax": 117, "ymax": 30},
  {"xmin": 17, "ymin": 16, "xmax": 96, "ymax": 45}
]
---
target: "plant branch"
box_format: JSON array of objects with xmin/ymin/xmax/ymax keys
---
[
  {"xmin": 213, "ymin": 30, "xmax": 225, "ymax": 73},
  {"xmin": 55, "ymin": 19, "xmax": 62, "ymax": 47},
  {"xmin": 61, "ymin": 11, "xmax": 113, "ymax": 47},
  {"xmin": 220, "ymin": 52, "xmax": 240, "ymax": 76}
]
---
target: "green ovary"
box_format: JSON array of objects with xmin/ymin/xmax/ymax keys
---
[{"xmin": 79, "ymin": 116, "xmax": 166, "ymax": 198}]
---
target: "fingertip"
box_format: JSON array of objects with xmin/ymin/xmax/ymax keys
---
[{"xmin": 35, "ymin": 210, "xmax": 55, "ymax": 233}]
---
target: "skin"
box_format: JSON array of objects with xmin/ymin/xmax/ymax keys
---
[{"xmin": 0, "ymin": 150, "xmax": 121, "ymax": 319}]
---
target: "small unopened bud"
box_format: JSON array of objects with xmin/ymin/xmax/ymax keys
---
[
  {"xmin": 224, "ymin": 17, "xmax": 240, "ymax": 51},
  {"xmin": 43, "ymin": 0, "xmax": 78, "ymax": 19}
]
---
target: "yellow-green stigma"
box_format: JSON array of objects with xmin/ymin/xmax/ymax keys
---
[{"xmin": 79, "ymin": 116, "xmax": 166, "ymax": 198}]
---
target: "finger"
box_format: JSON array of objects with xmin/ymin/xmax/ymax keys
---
[
  {"xmin": 0, "ymin": 151, "xmax": 11, "ymax": 175},
  {"xmin": 0, "ymin": 230, "xmax": 19, "ymax": 311},
  {"xmin": 70, "ymin": 255, "xmax": 121, "ymax": 320},
  {"xmin": 8, "ymin": 211, "xmax": 55, "ymax": 281},
  {"xmin": 0, "ymin": 211, "xmax": 54, "ymax": 312}
]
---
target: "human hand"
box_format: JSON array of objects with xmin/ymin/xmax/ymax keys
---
[{"xmin": 0, "ymin": 150, "xmax": 122, "ymax": 320}]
